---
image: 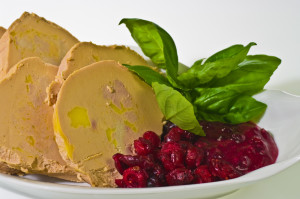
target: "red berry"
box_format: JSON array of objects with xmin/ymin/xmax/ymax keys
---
[
  {"xmin": 209, "ymin": 158, "xmax": 241, "ymax": 180},
  {"xmin": 147, "ymin": 175, "xmax": 162, "ymax": 187},
  {"xmin": 115, "ymin": 179, "xmax": 126, "ymax": 188},
  {"xmin": 143, "ymin": 131, "xmax": 161, "ymax": 148},
  {"xmin": 194, "ymin": 165, "xmax": 213, "ymax": 183},
  {"xmin": 112, "ymin": 153, "xmax": 128, "ymax": 174},
  {"xmin": 122, "ymin": 166, "xmax": 148, "ymax": 188},
  {"xmin": 185, "ymin": 146, "xmax": 204, "ymax": 169},
  {"xmin": 112, "ymin": 121, "xmax": 278, "ymax": 188},
  {"xmin": 166, "ymin": 168, "xmax": 193, "ymax": 186},
  {"xmin": 134, "ymin": 137, "xmax": 154, "ymax": 155},
  {"xmin": 118, "ymin": 154, "xmax": 156, "ymax": 171},
  {"xmin": 119, "ymin": 155, "xmax": 141, "ymax": 167},
  {"xmin": 151, "ymin": 165, "xmax": 166, "ymax": 184},
  {"xmin": 164, "ymin": 127, "xmax": 184, "ymax": 142},
  {"xmin": 159, "ymin": 142, "xmax": 185, "ymax": 171},
  {"xmin": 139, "ymin": 155, "xmax": 156, "ymax": 170}
]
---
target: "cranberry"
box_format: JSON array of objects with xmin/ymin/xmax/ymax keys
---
[
  {"xmin": 119, "ymin": 155, "xmax": 141, "ymax": 167},
  {"xmin": 143, "ymin": 131, "xmax": 161, "ymax": 148},
  {"xmin": 164, "ymin": 127, "xmax": 183, "ymax": 142},
  {"xmin": 166, "ymin": 168, "xmax": 194, "ymax": 186},
  {"xmin": 122, "ymin": 166, "xmax": 148, "ymax": 188},
  {"xmin": 159, "ymin": 142, "xmax": 185, "ymax": 171},
  {"xmin": 115, "ymin": 179, "xmax": 126, "ymax": 188},
  {"xmin": 112, "ymin": 153, "xmax": 128, "ymax": 174},
  {"xmin": 134, "ymin": 137, "xmax": 154, "ymax": 155},
  {"xmin": 147, "ymin": 175, "xmax": 163, "ymax": 187},
  {"xmin": 185, "ymin": 146, "xmax": 204, "ymax": 169},
  {"xmin": 112, "ymin": 121, "xmax": 278, "ymax": 188},
  {"xmin": 194, "ymin": 165, "xmax": 213, "ymax": 183},
  {"xmin": 209, "ymin": 158, "xmax": 242, "ymax": 180}
]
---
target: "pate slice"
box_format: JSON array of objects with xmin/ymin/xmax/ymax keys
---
[
  {"xmin": 0, "ymin": 26, "xmax": 24, "ymax": 175},
  {"xmin": 47, "ymin": 42, "xmax": 148, "ymax": 105},
  {"xmin": 0, "ymin": 12, "xmax": 79, "ymax": 77},
  {"xmin": 0, "ymin": 57, "xmax": 81, "ymax": 181},
  {"xmin": 54, "ymin": 60, "xmax": 164, "ymax": 187},
  {"xmin": 0, "ymin": 27, "xmax": 5, "ymax": 38}
]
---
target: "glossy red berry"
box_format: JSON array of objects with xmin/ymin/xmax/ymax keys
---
[
  {"xmin": 122, "ymin": 166, "xmax": 148, "ymax": 188},
  {"xmin": 115, "ymin": 179, "xmax": 126, "ymax": 188},
  {"xmin": 209, "ymin": 158, "xmax": 241, "ymax": 180},
  {"xmin": 113, "ymin": 121, "xmax": 278, "ymax": 187},
  {"xmin": 112, "ymin": 153, "xmax": 127, "ymax": 175},
  {"xmin": 185, "ymin": 146, "xmax": 204, "ymax": 169},
  {"xmin": 143, "ymin": 131, "xmax": 161, "ymax": 148},
  {"xmin": 164, "ymin": 127, "xmax": 184, "ymax": 142},
  {"xmin": 159, "ymin": 142, "xmax": 185, "ymax": 171},
  {"xmin": 134, "ymin": 137, "xmax": 154, "ymax": 156},
  {"xmin": 194, "ymin": 165, "xmax": 213, "ymax": 183},
  {"xmin": 166, "ymin": 168, "xmax": 194, "ymax": 186}
]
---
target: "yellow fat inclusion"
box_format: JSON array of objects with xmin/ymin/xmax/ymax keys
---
[{"xmin": 68, "ymin": 107, "xmax": 91, "ymax": 128}]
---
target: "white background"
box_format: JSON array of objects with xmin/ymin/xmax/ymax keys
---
[{"xmin": 0, "ymin": 0, "xmax": 300, "ymax": 198}]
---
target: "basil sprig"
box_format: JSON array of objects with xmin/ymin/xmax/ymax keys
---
[{"xmin": 120, "ymin": 18, "xmax": 280, "ymax": 136}]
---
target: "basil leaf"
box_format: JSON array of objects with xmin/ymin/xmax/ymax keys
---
[
  {"xmin": 152, "ymin": 82, "xmax": 205, "ymax": 136},
  {"xmin": 120, "ymin": 18, "xmax": 184, "ymax": 89},
  {"xmin": 178, "ymin": 42, "xmax": 256, "ymax": 88},
  {"xmin": 195, "ymin": 92, "xmax": 266, "ymax": 124},
  {"xmin": 154, "ymin": 25, "xmax": 178, "ymax": 83},
  {"xmin": 192, "ymin": 55, "xmax": 280, "ymax": 124},
  {"xmin": 208, "ymin": 55, "xmax": 281, "ymax": 94},
  {"xmin": 124, "ymin": 64, "xmax": 171, "ymax": 86},
  {"xmin": 119, "ymin": 18, "xmax": 166, "ymax": 68},
  {"xmin": 205, "ymin": 43, "xmax": 255, "ymax": 63}
]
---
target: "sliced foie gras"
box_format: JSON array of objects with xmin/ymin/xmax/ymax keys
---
[
  {"xmin": 0, "ymin": 27, "xmax": 24, "ymax": 175},
  {"xmin": 0, "ymin": 57, "xmax": 81, "ymax": 181},
  {"xmin": 48, "ymin": 42, "xmax": 148, "ymax": 105},
  {"xmin": 54, "ymin": 60, "xmax": 164, "ymax": 187},
  {"xmin": 0, "ymin": 27, "xmax": 5, "ymax": 38},
  {"xmin": 0, "ymin": 12, "xmax": 79, "ymax": 77}
]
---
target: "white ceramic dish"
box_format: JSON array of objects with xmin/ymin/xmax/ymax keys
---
[{"xmin": 0, "ymin": 90, "xmax": 299, "ymax": 199}]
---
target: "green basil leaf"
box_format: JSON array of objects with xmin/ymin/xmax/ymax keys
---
[
  {"xmin": 124, "ymin": 64, "xmax": 171, "ymax": 86},
  {"xmin": 119, "ymin": 18, "xmax": 166, "ymax": 68},
  {"xmin": 191, "ymin": 54, "xmax": 280, "ymax": 124},
  {"xmin": 178, "ymin": 42, "xmax": 256, "ymax": 88},
  {"xmin": 205, "ymin": 43, "xmax": 255, "ymax": 63},
  {"xmin": 194, "ymin": 88, "xmax": 266, "ymax": 124},
  {"xmin": 120, "ymin": 18, "xmax": 184, "ymax": 89},
  {"xmin": 208, "ymin": 55, "xmax": 281, "ymax": 94},
  {"xmin": 152, "ymin": 82, "xmax": 205, "ymax": 136},
  {"xmin": 154, "ymin": 25, "xmax": 178, "ymax": 82}
]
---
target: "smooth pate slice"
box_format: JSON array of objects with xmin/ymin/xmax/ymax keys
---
[
  {"xmin": 0, "ymin": 26, "xmax": 24, "ymax": 175},
  {"xmin": 47, "ymin": 42, "xmax": 148, "ymax": 105},
  {"xmin": 0, "ymin": 12, "xmax": 79, "ymax": 77},
  {"xmin": 0, "ymin": 57, "xmax": 81, "ymax": 181},
  {"xmin": 54, "ymin": 60, "xmax": 164, "ymax": 187}
]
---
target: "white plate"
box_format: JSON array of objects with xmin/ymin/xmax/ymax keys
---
[{"xmin": 0, "ymin": 89, "xmax": 300, "ymax": 199}]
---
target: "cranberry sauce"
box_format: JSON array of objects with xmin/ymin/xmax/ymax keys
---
[{"xmin": 113, "ymin": 121, "xmax": 278, "ymax": 187}]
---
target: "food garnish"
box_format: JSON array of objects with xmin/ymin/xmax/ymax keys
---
[{"xmin": 120, "ymin": 18, "xmax": 281, "ymax": 135}]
